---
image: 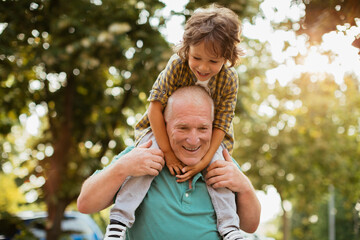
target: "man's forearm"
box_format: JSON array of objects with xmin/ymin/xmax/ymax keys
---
[
  {"xmin": 77, "ymin": 142, "xmax": 165, "ymax": 214},
  {"xmin": 236, "ymin": 183, "xmax": 261, "ymax": 233},
  {"xmin": 77, "ymin": 162, "xmax": 128, "ymax": 214}
]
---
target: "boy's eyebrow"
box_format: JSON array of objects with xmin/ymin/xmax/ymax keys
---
[{"xmin": 192, "ymin": 50, "xmax": 222, "ymax": 60}]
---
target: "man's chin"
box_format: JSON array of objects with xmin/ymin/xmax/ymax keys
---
[{"xmin": 179, "ymin": 156, "xmax": 202, "ymax": 166}]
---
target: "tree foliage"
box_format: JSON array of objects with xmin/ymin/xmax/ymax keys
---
[
  {"xmin": 0, "ymin": 0, "xmax": 262, "ymax": 239},
  {"xmin": 229, "ymin": 1, "xmax": 360, "ymax": 238},
  {"xmin": 1, "ymin": 0, "xmax": 360, "ymax": 239},
  {"xmin": 1, "ymin": 0, "xmax": 171, "ymax": 238},
  {"xmin": 295, "ymin": 0, "xmax": 360, "ymax": 43},
  {"xmin": 234, "ymin": 61, "xmax": 360, "ymax": 239}
]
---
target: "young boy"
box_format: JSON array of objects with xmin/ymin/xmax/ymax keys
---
[{"xmin": 105, "ymin": 4, "xmax": 247, "ymax": 240}]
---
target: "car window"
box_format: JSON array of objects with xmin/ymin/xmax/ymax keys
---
[
  {"xmin": 62, "ymin": 216, "xmax": 93, "ymax": 235},
  {"xmin": 25, "ymin": 216, "xmax": 93, "ymax": 239}
]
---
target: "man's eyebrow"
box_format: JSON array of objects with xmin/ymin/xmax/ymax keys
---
[{"xmin": 175, "ymin": 123, "xmax": 188, "ymax": 127}]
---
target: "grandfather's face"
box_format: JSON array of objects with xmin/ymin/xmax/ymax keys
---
[{"xmin": 166, "ymin": 99, "xmax": 213, "ymax": 166}]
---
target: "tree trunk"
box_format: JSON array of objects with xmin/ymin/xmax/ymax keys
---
[
  {"xmin": 46, "ymin": 199, "xmax": 67, "ymax": 240},
  {"xmin": 278, "ymin": 191, "xmax": 291, "ymax": 240},
  {"xmin": 282, "ymin": 208, "xmax": 290, "ymax": 240},
  {"xmin": 44, "ymin": 74, "xmax": 75, "ymax": 240}
]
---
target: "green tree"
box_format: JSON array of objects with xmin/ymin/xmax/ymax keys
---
[
  {"xmin": 1, "ymin": 0, "xmax": 171, "ymax": 238},
  {"xmin": 0, "ymin": 0, "xmax": 262, "ymax": 239},
  {"xmin": 296, "ymin": 0, "xmax": 360, "ymax": 43},
  {"xmin": 230, "ymin": 1, "xmax": 360, "ymax": 239},
  {"xmin": 292, "ymin": 190, "xmax": 359, "ymax": 240},
  {"xmin": 234, "ymin": 66, "xmax": 360, "ymax": 239}
]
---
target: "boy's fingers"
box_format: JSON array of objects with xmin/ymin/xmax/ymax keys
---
[
  {"xmin": 176, "ymin": 171, "xmax": 192, "ymax": 181},
  {"xmin": 168, "ymin": 167, "xmax": 175, "ymax": 176},
  {"xmin": 174, "ymin": 166, "xmax": 182, "ymax": 176},
  {"xmin": 176, "ymin": 174, "xmax": 191, "ymax": 183}
]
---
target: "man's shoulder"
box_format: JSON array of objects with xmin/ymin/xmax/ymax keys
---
[
  {"xmin": 111, "ymin": 146, "xmax": 135, "ymax": 163},
  {"xmin": 93, "ymin": 146, "xmax": 135, "ymax": 175}
]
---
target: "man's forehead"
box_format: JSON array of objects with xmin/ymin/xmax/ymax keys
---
[{"xmin": 172, "ymin": 115, "xmax": 212, "ymax": 126}]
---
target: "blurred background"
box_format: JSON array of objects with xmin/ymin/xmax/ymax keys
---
[{"xmin": 0, "ymin": 0, "xmax": 359, "ymax": 239}]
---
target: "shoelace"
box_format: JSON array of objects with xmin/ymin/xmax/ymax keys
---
[{"xmin": 104, "ymin": 223, "xmax": 126, "ymax": 240}]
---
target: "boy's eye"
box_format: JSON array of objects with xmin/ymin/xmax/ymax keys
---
[{"xmin": 193, "ymin": 56, "xmax": 201, "ymax": 60}]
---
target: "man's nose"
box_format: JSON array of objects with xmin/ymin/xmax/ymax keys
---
[{"xmin": 186, "ymin": 129, "xmax": 200, "ymax": 145}]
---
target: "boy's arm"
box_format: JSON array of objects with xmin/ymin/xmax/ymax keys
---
[
  {"xmin": 148, "ymin": 101, "xmax": 184, "ymax": 175},
  {"xmin": 176, "ymin": 128, "xmax": 225, "ymax": 182}
]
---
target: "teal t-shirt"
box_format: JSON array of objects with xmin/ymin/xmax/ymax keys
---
[{"xmin": 111, "ymin": 147, "xmax": 221, "ymax": 240}]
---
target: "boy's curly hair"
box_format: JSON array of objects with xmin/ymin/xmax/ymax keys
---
[{"xmin": 175, "ymin": 4, "xmax": 244, "ymax": 67}]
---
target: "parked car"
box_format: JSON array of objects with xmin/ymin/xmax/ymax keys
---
[
  {"xmin": 0, "ymin": 211, "xmax": 103, "ymax": 240},
  {"xmin": 242, "ymin": 231, "xmax": 274, "ymax": 240}
]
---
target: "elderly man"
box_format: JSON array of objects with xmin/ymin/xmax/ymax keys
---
[{"xmin": 77, "ymin": 86, "xmax": 260, "ymax": 240}]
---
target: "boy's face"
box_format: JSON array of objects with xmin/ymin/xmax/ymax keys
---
[{"xmin": 188, "ymin": 41, "xmax": 225, "ymax": 82}]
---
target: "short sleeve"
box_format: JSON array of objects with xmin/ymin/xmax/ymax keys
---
[
  {"xmin": 148, "ymin": 55, "xmax": 181, "ymax": 106},
  {"xmin": 213, "ymin": 68, "xmax": 238, "ymax": 133}
]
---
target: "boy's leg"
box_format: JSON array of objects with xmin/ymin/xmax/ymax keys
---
[
  {"xmin": 202, "ymin": 145, "xmax": 242, "ymax": 238},
  {"xmin": 108, "ymin": 132, "xmax": 158, "ymax": 227}
]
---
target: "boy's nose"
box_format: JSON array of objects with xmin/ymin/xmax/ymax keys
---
[{"xmin": 198, "ymin": 63, "xmax": 208, "ymax": 72}]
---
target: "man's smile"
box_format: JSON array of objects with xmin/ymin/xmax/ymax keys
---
[{"xmin": 183, "ymin": 145, "xmax": 201, "ymax": 152}]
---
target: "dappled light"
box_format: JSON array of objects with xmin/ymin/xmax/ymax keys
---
[{"xmin": 1, "ymin": 0, "xmax": 360, "ymax": 239}]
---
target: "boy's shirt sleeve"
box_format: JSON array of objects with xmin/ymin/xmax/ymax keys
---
[
  {"xmin": 148, "ymin": 54, "xmax": 181, "ymax": 107},
  {"xmin": 212, "ymin": 67, "xmax": 238, "ymax": 134}
]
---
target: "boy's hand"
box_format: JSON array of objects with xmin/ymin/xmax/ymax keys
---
[
  {"xmin": 176, "ymin": 158, "xmax": 208, "ymax": 183},
  {"xmin": 164, "ymin": 150, "xmax": 184, "ymax": 176}
]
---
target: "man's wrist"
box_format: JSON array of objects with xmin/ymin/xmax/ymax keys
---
[
  {"xmin": 236, "ymin": 178, "xmax": 254, "ymax": 195},
  {"xmin": 110, "ymin": 158, "xmax": 130, "ymax": 181}
]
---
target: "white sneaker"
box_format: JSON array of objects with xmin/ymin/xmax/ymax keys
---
[
  {"xmin": 223, "ymin": 230, "xmax": 248, "ymax": 240},
  {"xmin": 104, "ymin": 221, "xmax": 127, "ymax": 240}
]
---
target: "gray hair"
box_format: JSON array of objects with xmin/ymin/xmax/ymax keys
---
[{"xmin": 164, "ymin": 86, "xmax": 214, "ymax": 122}]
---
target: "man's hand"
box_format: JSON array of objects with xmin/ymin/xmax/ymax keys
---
[
  {"xmin": 120, "ymin": 140, "xmax": 165, "ymax": 177},
  {"xmin": 205, "ymin": 149, "xmax": 251, "ymax": 193},
  {"xmin": 205, "ymin": 149, "xmax": 261, "ymax": 233},
  {"xmin": 164, "ymin": 150, "xmax": 184, "ymax": 176},
  {"xmin": 176, "ymin": 157, "xmax": 209, "ymax": 183},
  {"xmin": 77, "ymin": 139, "xmax": 165, "ymax": 214}
]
